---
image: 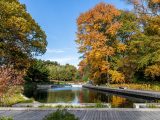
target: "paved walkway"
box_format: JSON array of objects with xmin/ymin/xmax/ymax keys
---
[{"xmin": 0, "ymin": 108, "xmax": 160, "ymax": 120}]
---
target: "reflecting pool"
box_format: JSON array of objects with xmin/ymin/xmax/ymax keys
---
[{"xmin": 25, "ymin": 87, "xmax": 158, "ymax": 108}]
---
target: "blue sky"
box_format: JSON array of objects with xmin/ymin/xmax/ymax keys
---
[{"xmin": 19, "ymin": 0, "xmax": 131, "ymax": 67}]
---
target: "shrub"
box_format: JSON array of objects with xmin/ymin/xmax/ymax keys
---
[
  {"xmin": 43, "ymin": 109, "xmax": 78, "ymax": 120},
  {"xmin": 0, "ymin": 116, "xmax": 13, "ymax": 120},
  {"xmin": 95, "ymin": 102, "xmax": 105, "ymax": 108},
  {"xmin": 0, "ymin": 66, "xmax": 24, "ymax": 97}
]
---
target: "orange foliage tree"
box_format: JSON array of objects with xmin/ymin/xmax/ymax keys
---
[{"xmin": 76, "ymin": 3, "xmax": 126, "ymax": 84}]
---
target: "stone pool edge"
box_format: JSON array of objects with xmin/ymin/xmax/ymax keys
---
[
  {"xmin": 1, "ymin": 107, "xmax": 160, "ymax": 111},
  {"xmin": 83, "ymin": 85, "xmax": 160, "ymax": 99}
]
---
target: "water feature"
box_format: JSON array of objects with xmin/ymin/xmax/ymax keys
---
[{"xmin": 25, "ymin": 86, "xmax": 158, "ymax": 108}]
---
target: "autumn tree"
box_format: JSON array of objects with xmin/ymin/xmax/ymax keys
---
[
  {"xmin": 0, "ymin": 66, "xmax": 24, "ymax": 106},
  {"xmin": 0, "ymin": 0, "xmax": 47, "ymax": 69},
  {"xmin": 126, "ymin": 0, "xmax": 160, "ymax": 80},
  {"xmin": 0, "ymin": 66, "xmax": 24, "ymax": 96},
  {"xmin": 76, "ymin": 3, "xmax": 126, "ymax": 84},
  {"xmin": 127, "ymin": 0, "xmax": 160, "ymax": 16}
]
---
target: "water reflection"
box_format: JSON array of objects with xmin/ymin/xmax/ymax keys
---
[
  {"xmin": 25, "ymin": 87, "xmax": 158, "ymax": 108},
  {"xmin": 111, "ymin": 96, "xmax": 129, "ymax": 108}
]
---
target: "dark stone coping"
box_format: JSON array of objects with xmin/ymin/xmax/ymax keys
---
[{"xmin": 83, "ymin": 85, "xmax": 160, "ymax": 99}]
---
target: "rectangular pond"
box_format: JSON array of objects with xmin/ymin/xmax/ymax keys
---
[{"xmin": 24, "ymin": 86, "xmax": 159, "ymax": 108}]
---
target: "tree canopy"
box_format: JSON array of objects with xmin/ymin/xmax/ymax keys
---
[
  {"xmin": 126, "ymin": 0, "xmax": 160, "ymax": 80},
  {"xmin": 24, "ymin": 59, "xmax": 49, "ymax": 83},
  {"xmin": 0, "ymin": 0, "xmax": 47, "ymax": 97},
  {"xmin": 0, "ymin": 0, "xmax": 47, "ymax": 69},
  {"xmin": 46, "ymin": 62, "xmax": 77, "ymax": 81},
  {"xmin": 25, "ymin": 59, "xmax": 78, "ymax": 83},
  {"xmin": 76, "ymin": 1, "xmax": 160, "ymax": 84},
  {"xmin": 76, "ymin": 3, "xmax": 126, "ymax": 84}
]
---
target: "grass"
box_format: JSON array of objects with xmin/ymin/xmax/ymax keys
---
[
  {"xmin": 110, "ymin": 83, "xmax": 160, "ymax": 92},
  {"xmin": 0, "ymin": 86, "xmax": 34, "ymax": 107},
  {"xmin": 18, "ymin": 98, "xmax": 34, "ymax": 103},
  {"xmin": 0, "ymin": 94, "xmax": 25, "ymax": 107},
  {"xmin": 0, "ymin": 93, "xmax": 34, "ymax": 107}
]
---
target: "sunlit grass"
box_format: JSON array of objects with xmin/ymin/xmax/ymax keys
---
[
  {"xmin": 0, "ymin": 86, "xmax": 33, "ymax": 107},
  {"xmin": 110, "ymin": 83, "xmax": 160, "ymax": 91}
]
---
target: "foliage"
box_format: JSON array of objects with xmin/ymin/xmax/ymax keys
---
[
  {"xmin": 24, "ymin": 59, "xmax": 49, "ymax": 83},
  {"xmin": 25, "ymin": 60, "xmax": 78, "ymax": 82},
  {"xmin": 0, "ymin": 117, "xmax": 13, "ymax": 120},
  {"xmin": 44, "ymin": 60, "xmax": 60, "ymax": 66},
  {"xmin": 145, "ymin": 64, "xmax": 160, "ymax": 79},
  {"xmin": 76, "ymin": 3, "xmax": 126, "ymax": 84},
  {"xmin": 74, "ymin": 71, "xmax": 81, "ymax": 81},
  {"xmin": 0, "ymin": 0, "xmax": 47, "ymax": 104},
  {"xmin": 0, "ymin": 0, "xmax": 47, "ymax": 69},
  {"xmin": 126, "ymin": 0, "xmax": 160, "ymax": 16},
  {"xmin": 111, "ymin": 83, "xmax": 160, "ymax": 91},
  {"xmin": 108, "ymin": 70, "xmax": 125, "ymax": 83},
  {"xmin": 0, "ymin": 66, "xmax": 24, "ymax": 97},
  {"xmin": 46, "ymin": 62, "xmax": 77, "ymax": 81},
  {"xmin": 125, "ymin": 0, "xmax": 160, "ymax": 81},
  {"xmin": 76, "ymin": 1, "xmax": 160, "ymax": 84},
  {"xmin": 95, "ymin": 101, "xmax": 105, "ymax": 108},
  {"xmin": 43, "ymin": 109, "xmax": 78, "ymax": 120}
]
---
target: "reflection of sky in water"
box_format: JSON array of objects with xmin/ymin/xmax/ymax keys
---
[
  {"xmin": 27, "ymin": 87, "xmax": 158, "ymax": 108},
  {"xmin": 72, "ymin": 95, "xmax": 79, "ymax": 104},
  {"xmin": 49, "ymin": 87, "xmax": 81, "ymax": 91}
]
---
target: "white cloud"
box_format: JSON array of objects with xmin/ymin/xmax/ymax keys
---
[{"xmin": 46, "ymin": 48, "xmax": 64, "ymax": 53}]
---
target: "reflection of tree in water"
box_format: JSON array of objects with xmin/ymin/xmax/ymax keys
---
[
  {"xmin": 34, "ymin": 90, "xmax": 48, "ymax": 103},
  {"xmin": 77, "ymin": 89, "xmax": 89, "ymax": 103},
  {"xmin": 89, "ymin": 90, "xmax": 109, "ymax": 103},
  {"xmin": 26, "ymin": 88, "xmax": 156, "ymax": 107},
  {"xmin": 110, "ymin": 95, "xmax": 133, "ymax": 108},
  {"xmin": 47, "ymin": 90, "xmax": 75, "ymax": 103},
  {"xmin": 78, "ymin": 89, "xmax": 109, "ymax": 103},
  {"xmin": 75, "ymin": 89, "xmax": 84, "ymax": 103}
]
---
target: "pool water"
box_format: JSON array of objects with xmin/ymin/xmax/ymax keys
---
[{"xmin": 25, "ymin": 87, "xmax": 158, "ymax": 108}]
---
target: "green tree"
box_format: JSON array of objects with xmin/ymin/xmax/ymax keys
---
[
  {"xmin": 115, "ymin": 11, "xmax": 141, "ymax": 82},
  {"xmin": 64, "ymin": 64, "xmax": 77, "ymax": 81},
  {"xmin": 24, "ymin": 59, "xmax": 49, "ymax": 83},
  {"xmin": 47, "ymin": 63, "xmax": 77, "ymax": 81},
  {"xmin": 0, "ymin": 0, "xmax": 47, "ymax": 69},
  {"xmin": 125, "ymin": 0, "xmax": 160, "ymax": 80}
]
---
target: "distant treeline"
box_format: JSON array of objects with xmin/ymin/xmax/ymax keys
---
[{"xmin": 24, "ymin": 59, "xmax": 80, "ymax": 83}]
